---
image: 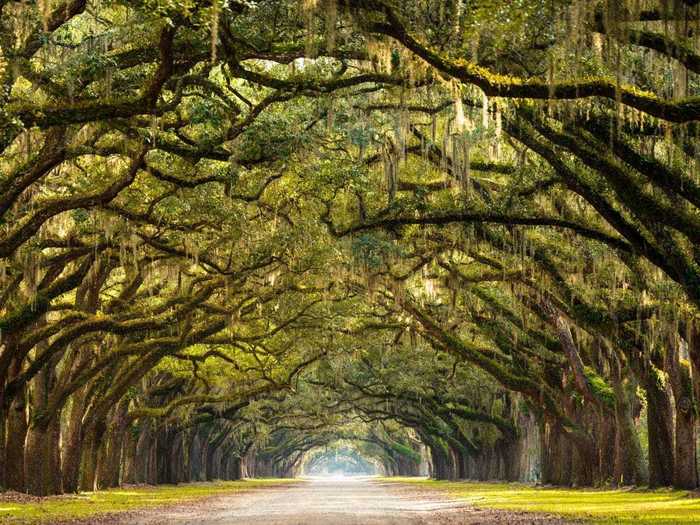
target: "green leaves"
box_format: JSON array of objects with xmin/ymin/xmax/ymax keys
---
[
  {"xmin": 189, "ymin": 98, "xmax": 224, "ymax": 126},
  {"xmin": 351, "ymin": 233, "xmax": 399, "ymax": 269}
]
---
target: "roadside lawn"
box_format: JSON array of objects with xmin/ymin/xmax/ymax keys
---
[
  {"xmin": 385, "ymin": 478, "xmax": 700, "ymax": 524},
  {"xmin": 0, "ymin": 479, "xmax": 293, "ymax": 524}
]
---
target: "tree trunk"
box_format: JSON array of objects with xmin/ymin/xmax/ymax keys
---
[
  {"xmin": 4, "ymin": 360, "xmax": 27, "ymax": 492},
  {"xmin": 667, "ymin": 338, "xmax": 698, "ymax": 489},
  {"xmin": 49, "ymin": 417, "xmax": 62, "ymax": 492},
  {"xmin": 645, "ymin": 367, "xmax": 675, "ymax": 487},
  {"xmin": 198, "ymin": 431, "xmax": 211, "ymax": 481},
  {"xmin": 230, "ymin": 457, "xmax": 241, "ymax": 480},
  {"xmin": 570, "ymin": 432, "xmax": 596, "ymax": 487},
  {"xmin": 613, "ymin": 378, "xmax": 646, "ymax": 486},
  {"xmin": 24, "ymin": 421, "xmax": 61, "ymax": 495},
  {"xmin": 147, "ymin": 432, "xmax": 158, "ymax": 484},
  {"xmin": 429, "ymin": 442, "xmax": 456, "ymax": 480},
  {"xmin": 62, "ymin": 388, "xmax": 87, "ymax": 493},
  {"xmin": 556, "ymin": 427, "xmax": 575, "ymax": 486},
  {"xmin": 689, "ymin": 332, "xmax": 700, "ymax": 424},
  {"xmin": 97, "ymin": 400, "xmax": 130, "ymax": 489},
  {"xmin": 188, "ymin": 432, "xmax": 201, "ymax": 481},
  {"xmin": 25, "ymin": 363, "xmax": 62, "ymax": 496},
  {"xmin": 79, "ymin": 420, "xmax": 106, "ymax": 491},
  {"xmin": 206, "ymin": 444, "xmax": 219, "ymax": 481},
  {"xmin": 132, "ymin": 420, "xmax": 151, "ymax": 484},
  {"xmin": 0, "ymin": 405, "xmax": 6, "ymax": 489},
  {"xmin": 156, "ymin": 428, "xmax": 178, "ymax": 484},
  {"xmin": 121, "ymin": 425, "xmax": 138, "ymax": 484},
  {"xmin": 542, "ymin": 420, "xmax": 573, "ymax": 485}
]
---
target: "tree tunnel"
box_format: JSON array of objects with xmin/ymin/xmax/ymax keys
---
[
  {"xmin": 1, "ymin": 0, "xmax": 699, "ymax": 499},
  {"xmin": 302, "ymin": 444, "xmax": 380, "ymax": 476}
]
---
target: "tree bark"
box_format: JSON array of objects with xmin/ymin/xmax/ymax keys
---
[
  {"xmin": 205, "ymin": 443, "xmax": 219, "ymax": 481},
  {"xmin": 690, "ymin": 328, "xmax": 700, "ymax": 421},
  {"xmin": 132, "ymin": 420, "xmax": 151, "ymax": 484},
  {"xmin": 645, "ymin": 366, "xmax": 675, "ymax": 487},
  {"xmin": 97, "ymin": 399, "xmax": 129, "ymax": 489},
  {"xmin": 51, "ymin": 417, "xmax": 62, "ymax": 491},
  {"xmin": 0, "ymin": 405, "xmax": 6, "ymax": 489},
  {"xmin": 121, "ymin": 424, "xmax": 138, "ymax": 484},
  {"xmin": 62, "ymin": 388, "xmax": 87, "ymax": 493},
  {"xmin": 4, "ymin": 359, "xmax": 27, "ymax": 492},
  {"xmin": 79, "ymin": 419, "xmax": 106, "ymax": 491},
  {"xmin": 612, "ymin": 377, "xmax": 646, "ymax": 486},
  {"xmin": 667, "ymin": 337, "xmax": 698, "ymax": 489},
  {"xmin": 24, "ymin": 362, "xmax": 62, "ymax": 495},
  {"xmin": 24, "ymin": 421, "xmax": 58, "ymax": 495}
]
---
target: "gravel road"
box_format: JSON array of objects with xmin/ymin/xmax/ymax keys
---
[{"xmin": 124, "ymin": 477, "xmax": 577, "ymax": 525}]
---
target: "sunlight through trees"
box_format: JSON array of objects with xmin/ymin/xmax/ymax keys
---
[{"xmin": 0, "ymin": 0, "xmax": 698, "ymax": 505}]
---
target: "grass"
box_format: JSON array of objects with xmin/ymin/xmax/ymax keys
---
[
  {"xmin": 384, "ymin": 477, "xmax": 700, "ymax": 524},
  {"xmin": 0, "ymin": 479, "xmax": 292, "ymax": 524}
]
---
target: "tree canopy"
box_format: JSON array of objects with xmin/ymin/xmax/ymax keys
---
[{"xmin": 1, "ymin": 0, "xmax": 699, "ymax": 496}]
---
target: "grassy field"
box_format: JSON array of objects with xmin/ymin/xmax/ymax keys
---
[
  {"xmin": 0, "ymin": 479, "xmax": 292, "ymax": 524},
  {"xmin": 386, "ymin": 478, "xmax": 700, "ymax": 524}
]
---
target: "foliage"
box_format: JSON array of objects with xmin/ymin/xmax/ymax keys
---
[{"xmin": 0, "ymin": 0, "xmax": 699, "ymax": 500}]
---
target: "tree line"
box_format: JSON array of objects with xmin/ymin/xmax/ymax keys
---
[{"xmin": 0, "ymin": 0, "xmax": 698, "ymax": 495}]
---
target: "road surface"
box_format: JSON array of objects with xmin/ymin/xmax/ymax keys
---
[{"xmin": 127, "ymin": 477, "xmax": 575, "ymax": 525}]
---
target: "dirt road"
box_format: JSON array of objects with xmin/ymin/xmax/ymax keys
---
[{"xmin": 126, "ymin": 477, "xmax": 576, "ymax": 525}]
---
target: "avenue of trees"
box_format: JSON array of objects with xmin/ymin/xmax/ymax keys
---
[{"xmin": 0, "ymin": 0, "xmax": 699, "ymax": 496}]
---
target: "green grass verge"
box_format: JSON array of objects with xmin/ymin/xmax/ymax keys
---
[
  {"xmin": 383, "ymin": 477, "xmax": 700, "ymax": 524},
  {"xmin": 0, "ymin": 479, "xmax": 292, "ymax": 524}
]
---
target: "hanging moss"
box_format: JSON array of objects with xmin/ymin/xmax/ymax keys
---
[{"xmin": 583, "ymin": 366, "xmax": 615, "ymax": 409}]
